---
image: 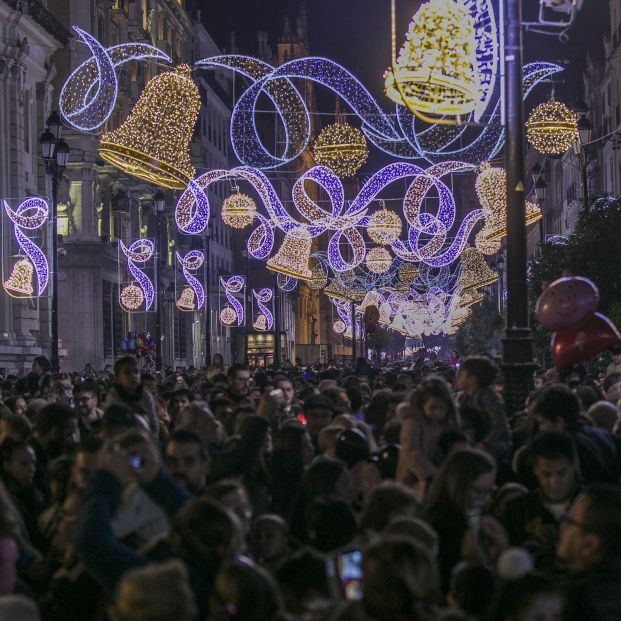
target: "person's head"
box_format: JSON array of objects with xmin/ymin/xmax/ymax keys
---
[
  {"xmin": 0, "ymin": 413, "xmax": 31, "ymax": 444},
  {"xmin": 384, "ymin": 516, "xmax": 439, "ymax": 558},
  {"xmin": 73, "ymin": 383, "xmax": 99, "ymax": 418},
  {"xmin": 100, "ymin": 404, "xmax": 139, "ymax": 438},
  {"xmin": 361, "ymin": 537, "xmax": 438, "ymax": 621},
  {"xmin": 273, "ymin": 422, "xmax": 314, "ymax": 465},
  {"xmin": 532, "ymin": 385, "xmax": 580, "ymax": 432},
  {"xmin": 457, "ymin": 356, "xmax": 499, "ymax": 394},
  {"xmin": 586, "ymin": 400, "xmax": 618, "ymax": 432},
  {"xmin": 227, "ymin": 364, "xmax": 251, "ymax": 398},
  {"xmin": 274, "ymin": 376, "xmax": 294, "ymax": 407},
  {"xmin": 109, "ymin": 560, "xmax": 197, "ymax": 621},
  {"xmin": 424, "ymin": 449, "xmax": 497, "ymax": 517},
  {"xmin": 533, "ymin": 370, "xmax": 546, "ymax": 391},
  {"xmin": 489, "ymin": 573, "xmax": 562, "ymax": 621},
  {"xmin": 449, "ymin": 564, "xmax": 495, "ymax": 617},
  {"xmin": 0, "ymin": 595, "xmax": 41, "ymax": 621},
  {"xmin": 335, "ymin": 428, "xmax": 369, "ymax": 468},
  {"xmin": 528, "ymin": 432, "xmax": 577, "ymax": 503},
  {"xmin": 33, "ymin": 403, "xmax": 77, "ymax": 457},
  {"xmin": 610, "ymin": 344, "xmax": 621, "ymax": 364},
  {"xmin": 304, "ymin": 497, "xmax": 357, "ymax": 552},
  {"xmin": 206, "ymin": 480, "xmax": 253, "ymax": 538},
  {"xmin": 170, "ymin": 389, "xmax": 193, "ymax": 419},
  {"xmin": 56, "ymin": 487, "xmax": 83, "ymax": 551},
  {"xmin": 114, "ymin": 356, "xmax": 141, "ymax": 393},
  {"xmin": 32, "ymin": 355, "xmax": 51, "ymax": 376},
  {"xmin": 175, "ymin": 401, "xmax": 223, "ymax": 446},
  {"xmin": 303, "ymin": 395, "xmax": 334, "ymax": 439},
  {"xmin": 1, "ymin": 440, "xmax": 36, "ymax": 487},
  {"xmin": 5, "ymin": 396, "xmax": 27, "ymax": 417},
  {"xmin": 411, "ymin": 375, "xmax": 459, "ymax": 426},
  {"xmin": 212, "ymin": 353, "xmax": 224, "ymax": 368},
  {"xmin": 212, "ymin": 557, "xmax": 284, "ymax": 621},
  {"xmin": 557, "ymin": 484, "xmax": 621, "ymax": 571},
  {"xmin": 164, "ymin": 429, "xmax": 210, "ymax": 493},
  {"xmin": 250, "ymin": 514, "xmax": 289, "ymax": 563},
  {"xmin": 361, "ymin": 481, "xmax": 420, "ymax": 533},
  {"xmin": 71, "ymin": 436, "xmax": 103, "ymax": 490}
]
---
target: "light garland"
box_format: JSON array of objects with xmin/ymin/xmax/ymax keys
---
[
  {"xmin": 313, "ymin": 122, "xmax": 369, "ymax": 178},
  {"xmin": 220, "ymin": 275, "xmax": 245, "ymax": 327},
  {"xmin": 308, "ymin": 260, "xmax": 328, "ymax": 290},
  {"xmin": 176, "ymin": 287, "xmax": 196, "ymax": 311},
  {"xmin": 526, "ymin": 100, "xmax": 577, "ymax": 156},
  {"xmin": 220, "ymin": 306, "xmax": 238, "ymax": 326},
  {"xmin": 252, "ymin": 288, "xmax": 274, "ymax": 331},
  {"xmin": 99, "ymin": 65, "xmax": 200, "ymax": 190},
  {"xmin": 120, "ymin": 239, "xmax": 154, "ymax": 312},
  {"xmin": 221, "ymin": 193, "xmax": 257, "ymax": 229},
  {"xmin": 120, "ymin": 284, "xmax": 144, "ymax": 311},
  {"xmin": 367, "ymin": 209, "xmax": 402, "ymax": 245},
  {"xmin": 277, "ymin": 273, "xmax": 298, "ymax": 291},
  {"xmin": 333, "ymin": 320, "xmax": 346, "ymax": 334},
  {"xmin": 398, "ymin": 262, "xmax": 420, "ymax": 285},
  {"xmin": 3, "ymin": 258, "xmax": 34, "ymax": 297},
  {"xmin": 384, "ymin": 0, "xmax": 480, "ymax": 118},
  {"xmin": 457, "ymin": 246, "xmax": 498, "ymax": 292},
  {"xmin": 366, "ymin": 248, "xmax": 393, "ymax": 274},
  {"xmin": 176, "ymin": 250, "xmax": 204, "ymax": 311},
  {"xmin": 266, "ymin": 229, "xmax": 313, "ymax": 280}
]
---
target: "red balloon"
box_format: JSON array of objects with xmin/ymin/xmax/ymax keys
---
[
  {"xmin": 536, "ymin": 276, "xmax": 599, "ymax": 331},
  {"xmin": 553, "ymin": 312, "xmax": 621, "ymax": 369}
]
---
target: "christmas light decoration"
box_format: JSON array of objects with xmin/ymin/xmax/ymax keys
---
[
  {"xmin": 59, "ymin": 27, "xmax": 172, "ymax": 132},
  {"xmin": 367, "ymin": 209, "xmax": 402, "ymax": 245},
  {"xmin": 277, "ymin": 273, "xmax": 298, "ymax": 291},
  {"xmin": 267, "ymin": 229, "xmax": 313, "ymax": 280},
  {"xmin": 3, "ymin": 198, "xmax": 49, "ymax": 297},
  {"xmin": 3, "ymin": 258, "xmax": 34, "ymax": 297},
  {"xmin": 221, "ymin": 193, "xmax": 257, "ymax": 229},
  {"xmin": 220, "ymin": 306, "xmax": 237, "ymax": 326},
  {"xmin": 120, "ymin": 284, "xmax": 144, "ymax": 311},
  {"xmin": 333, "ymin": 320, "xmax": 346, "ymax": 334},
  {"xmin": 398, "ymin": 262, "xmax": 420, "ymax": 284},
  {"xmin": 458, "ymin": 288, "xmax": 484, "ymax": 308},
  {"xmin": 474, "ymin": 229, "xmax": 501, "ymax": 256},
  {"xmin": 99, "ymin": 65, "xmax": 201, "ymax": 190},
  {"xmin": 385, "ymin": 0, "xmax": 480, "ymax": 119},
  {"xmin": 457, "ymin": 246, "xmax": 498, "ymax": 292},
  {"xmin": 220, "ymin": 275, "xmax": 244, "ymax": 327},
  {"xmin": 120, "ymin": 239, "xmax": 154, "ymax": 311},
  {"xmin": 366, "ymin": 248, "xmax": 393, "ymax": 274},
  {"xmin": 308, "ymin": 260, "xmax": 328, "ymax": 290},
  {"xmin": 313, "ymin": 123, "xmax": 369, "ymax": 178},
  {"xmin": 176, "ymin": 250, "xmax": 204, "ymax": 311},
  {"xmin": 526, "ymin": 99, "xmax": 577, "ymax": 155},
  {"xmin": 252, "ymin": 288, "xmax": 274, "ymax": 331},
  {"xmin": 176, "ymin": 287, "xmax": 196, "ymax": 311}
]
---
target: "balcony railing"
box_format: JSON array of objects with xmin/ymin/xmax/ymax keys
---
[{"xmin": 6, "ymin": 0, "xmax": 70, "ymax": 45}]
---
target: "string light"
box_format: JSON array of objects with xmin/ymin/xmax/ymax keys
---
[
  {"xmin": 220, "ymin": 306, "xmax": 237, "ymax": 325},
  {"xmin": 277, "ymin": 273, "xmax": 298, "ymax": 291},
  {"xmin": 457, "ymin": 246, "xmax": 498, "ymax": 292},
  {"xmin": 120, "ymin": 284, "xmax": 144, "ymax": 311},
  {"xmin": 221, "ymin": 193, "xmax": 257, "ymax": 229},
  {"xmin": 313, "ymin": 122, "xmax": 369, "ymax": 178},
  {"xmin": 120, "ymin": 239, "xmax": 154, "ymax": 311},
  {"xmin": 99, "ymin": 65, "xmax": 201, "ymax": 190},
  {"xmin": 220, "ymin": 276, "xmax": 245, "ymax": 326},
  {"xmin": 176, "ymin": 250, "xmax": 204, "ymax": 311},
  {"xmin": 3, "ymin": 258, "xmax": 34, "ymax": 297},
  {"xmin": 252, "ymin": 288, "xmax": 274, "ymax": 331},
  {"xmin": 398, "ymin": 262, "xmax": 420, "ymax": 284},
  {"xmin": 176, "ymin": 287, "xmax": 196, "ymax": 311},
  {"xmin": 367, "ymin": 209, "xmax": 402, "ymax": 245},
  {"xmin": 308, "ymin": 260, "xmax": 328, "ymax": 290},
  {"xmin": 366, "ymin": 248, "xmax": 393, "ymax": 274},
  {"xmin": 267, "ymin": 229, "xmax": 313, "ymax": 280},
  {"xmin": 254, "ymin": 315, "xmax": 267, "ymax": 331},
  {"xmin": 333, "ymin": 320, "xmax": 346, "ymax": 334},
  {"xmin": 526, "ymin": 99, "xmax": 577, "ymax": 156}
]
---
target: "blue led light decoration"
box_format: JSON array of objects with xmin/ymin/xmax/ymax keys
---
[
  {"xmin": 2, "ymin": 198, "xmax": 49, "ymax": 298},
  {"xmin": 220, "ymin": 275, "xmax": 245, "ymax": 327},
  {"xmin": 119, "ymin": 239, "xmax": 155, "ymax": 312},
  {"xmin": 176, "ymin": 250, "xmax": 205, "ymax": 311},
  {"xmin": 252, "ymin": 288, "xmax": 274, "ymax": 331}
]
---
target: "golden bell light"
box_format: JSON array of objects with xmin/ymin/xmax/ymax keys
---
[
  {"xmin": 3, "ymin": 258, "xmax": 34, "ymax": 297},
  {"xmin": 176, "ymin": 287, "xmax": 196, "ymax": 311},
  {"xmin": 266, "ymin": 228, "xmax": 313, "ymax": 280},
  {"xmin": 99, "ymin": 65, "xmax": 200, "ymax": 190},
  {"xmin": 457, "ymin": 246, "xmax": 498, "ymax": 292}
]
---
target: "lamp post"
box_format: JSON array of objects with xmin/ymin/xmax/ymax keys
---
[
  {"xmin": 203, "ymin": 225, "xmax": 212, "ymax": 367},
  {"xmin": 532, "ymin": 164, "xmax": 547, "ymax": 242},
  {"xmin": 153, "ymin": 190, "xmax": 165, "ymax": 372},
  {"xmin": 39, "ymin": 111, "xmax": 70, "ymax": 373},
  {"xmin": 574, "ymin": 102, "xmax": 593, "ymax": 214}
]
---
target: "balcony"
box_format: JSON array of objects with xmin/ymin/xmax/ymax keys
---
[{"xmin": 6, "ymin": 0, "xmax": 71, "ymax": 45}]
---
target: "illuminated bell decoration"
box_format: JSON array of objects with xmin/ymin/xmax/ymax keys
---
[
  {"xmin": 366, "ymin": 248, "xmax": 393, "ymax": 274},
  {"xmin": 253, "ymin": 314, "xmax": 267, "ymax": 331},
  {"xmin": 220, "ymin": 306, "xmax": 237, "ymax": 325},
  {"xmin": 475, "ymin": 229, "xmax": 501, "ymax": 256},
  {"xmin": 459, "ymin": 288, "xmax": 484, "ymax": 308},
  {"xmin": 384, "ymin": 0, "xmax": 480, "ymax": 117},
  {"xmin": 221, "ymin": 193, "xmax": 257, "ymax": 229},
  {"xmin": 3, "ymin": 258, "xmax": 34, "ymax": 297},
  {"xmin": 266, "ymin": 229, "xmax": 313, "ymax": 280},
  {"xmin": 398, "ymin": 262, "xmax": 420, "ymax": 285},
  {"xmin": 308, "ymin": 261, "xmax": 328, "ymax": 290},
  {"xmin": 313, "ymin": 123, "xmax": 369, "ymax": 178},
  {"xmin": 176, "ymin": 287, "xmax": 196, "ymax": 311},
  {"xmin": 367, "ymin": 209, "xmax": 402, "ymax": 245},
  {"xmin": 458, "ymin": 246, "xmax": 498, "ymax": 292},
  {"xmin": 526, "ymin": 100, "xmax": 577, "ymax": 156},
  {"xmin": 99, "ymin": 65, "xmax": 200, "ymax": 190},
  {"xmin": 120, "ymin": 284, "xmax": 144, "ymax": 311}
]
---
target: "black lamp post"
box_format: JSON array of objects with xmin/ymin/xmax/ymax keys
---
[
  {"xmin": 241, "ymin": 249, "xmax": 249, "ymax": 365},
  {"xmin": 573, "ymin": 100, "xmax": 593, "ymax": 214},
  {"xmin": 153, "ymin": 190, "xmax": 165, "ymax": 371},
  {"xmin": 39, "ymin": 111, "xmax": 70, "ymax": 373}
]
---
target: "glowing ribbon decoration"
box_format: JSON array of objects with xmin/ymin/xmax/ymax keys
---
[
  {"xmin": 252, "ymin": 288, "xmax": 274, "ymax": 331},
  {"xmin": 3, "ymin": 198, "xmax": 49, "ymax": 296},
  {"xmin": 332, "ymin": 298, "xmax": 360, "ymax": 340},
  {"xmin": 176, "ymin": 250, "xmax": 205, "ymax": 311},
  {"xmin": 277, "ymin": 273, "xmax": 297, "ymax": 291},
  {"xmin": 59, "ymin": 27, "xmax": 172, "ymax": 132},
  {"xmin": 120, "ymin": 239, "xmax": 154, "ymax": 311},
  {"xmin": 220, "ymin": 275, "xmax": 244, "ymax": 327}
]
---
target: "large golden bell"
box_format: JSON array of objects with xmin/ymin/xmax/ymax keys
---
[
  {"xmin": 457, "ymin": 246, "xmax": 498, "ymax": 292},
  {"xmin": 3, "ymin": 258, "xmax": 34, "ymax": 297},
  {"xmin": 266, "ymin": 229, "xmax": 313, "ymax": 280},
  {"xmin": 99, "ymin": 65, "xmax": 200, "ymax": 190}
]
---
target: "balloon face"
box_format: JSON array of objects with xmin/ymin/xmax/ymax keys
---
[
  {"xmin": 553, "ymin": 312, "xmax": 621, "ymax": 369},
  {"xmin": 536, "ymin": 276, "xmax": 599, "ymax": 330}
]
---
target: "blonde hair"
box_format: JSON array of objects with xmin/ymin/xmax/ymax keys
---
[{"xmin": 110, "ymin": 560, "xmax": 197, "ymax": 621}]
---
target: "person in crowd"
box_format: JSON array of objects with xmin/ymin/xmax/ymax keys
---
[
  {"xmin": 303, "ymin": 395, "xmax": 335, "ymax": 448},
  {"xmin": 605, "ymin": 344, "xmax": 621, "ymax": 377},
  {"xmin": 168, "ymin": 389, "xmax": 193, "ymax": 422},
  {"xmin": 163, "ymin": 429, "xmax": 210, "ymax": 494},
  {"xmin": 206, "ymin": 353, "xmax": 228, "ymax": 382},
  {"xmin": 72, "ymin": 383, "xmax": 103, "ymax": 436}
]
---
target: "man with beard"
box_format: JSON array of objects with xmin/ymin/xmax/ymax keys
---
[{"xmin": 164, "ymin": 430, "xmax": 211, "ymax": 494}]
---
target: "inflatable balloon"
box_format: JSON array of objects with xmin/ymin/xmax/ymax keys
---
[{"xmin": 536, "ymin": 275, "xmax": 599, "ymax": 331}]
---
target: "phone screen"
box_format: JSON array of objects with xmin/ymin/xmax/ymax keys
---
[{"xmin": 336, "ymin": 550, "xmax": 363, "ymax": 601}]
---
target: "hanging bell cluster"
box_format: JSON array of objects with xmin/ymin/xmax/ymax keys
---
[
  {"xmin": 99, "ymin": 65, "xmax": 201, "ymax": 190},
  {"xmin": 266, "ymin": 229, "xmax": 313, "ymax": 280},
  {"xmin": 3, "ymin": 258, "xmax": 34, "ymax": 297}
]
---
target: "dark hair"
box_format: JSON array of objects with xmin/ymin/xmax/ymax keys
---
[
  {"xmin": 166, "ymin": 429, "xmax": 209, "ymax": 462},
  {"xmin": 410, "ymin": 375, "xmax": 459, "ymax": 428},
  {"xmin": 460, "ymin": 356, "xmax": 499, "ymax": 388},
  {"xmin": 227, "ymin": 363, "xmax": 249, "ymax": 379},
  {"xmin": 0, "ymin": 439, "xmax": 33, "ymax": 464},
  {"xmin": 304, "ymin": 497, "xmax": 357, "ymax": 552},
  {"xmin": 528, "ymin": 431, "xmax": 578, "ymax": 467},
  {"xmin": 581, "ymin": 483, "xmax": 621, "ymax": 560},
  {"xmin": 361, "ymin": 481, "xmax": 419, "ymax": 532},
  {"xmin": 77, "ymin": 435, "xmax": 103, "ymax": 455},
  {"xmin": 488, "ymin": 573, "xmax": 561, "ymax": 621},
  {"xmin": 449, "ymin": 564, "xmax": 495, "ymax": 616},
  {"xmin": 575, "ymin": 386, "xmax": 598, "ymax": 411},
  {"xmin": 113, "ymin": 355, "xmax": 138, "ymax": 377},
  {"xmin": 0, "ymin": 413, "xmax": 31, "ymax": 442},
  {"xmin": 532, "ymin": 384, "xmax": 580, "ymax": 429},
  {"xmin": 35, "ymin": 403, "xmax": 76, "ymax": 436},
  {"xmin": 34, "ymin": 356, "xmax": 52, "ymax": 373},
  {"xmin": 345, "ymin": 384, "xmax": 363, "ymax": 413},
  {"xmin": 73, "ymin": 381, "xmax": 100, "ymax": 399},
  {"xmin": 459, "ymin": 405, "xmax": 492, "ymax": 444}
]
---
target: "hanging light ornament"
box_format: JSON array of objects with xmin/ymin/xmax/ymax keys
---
[
  {"xmin": 176, "ymin": 286, "xmax": 196, "ymax": 311},
  {"xmin": 99, "ymin": 65, "xmax": 201, "ymax": 190},
  {"xmin": 367, "ymin": 209, "xmax": 402, "ymax": 245},
  {"xmin": 333, "ymin": 320, "xmax": 347, "ymax": 335},
  {"xmin": 457, "ymin": 246, "xmax": 498, "ymax": 292},
  {"xmin": 266, "ymin": 228, "xmax": 313, "ymax": 280},
  {"xmin": 313, "ymin": 122, "xmax": 369, "ymax": 178},
  {"xmin": 120, "ymin": 284, "xmax": 144, "ymax": 311},
  {"xmin": 308, "ymin": 260, "xmax": 328, "ymax": 290},
  {"xmin": 458, "ymin": 288, "xmax": 484, "ymax": 308},
  {"xmin": 366, "ymin": 247, "xmax": 393, "ymax": 274},
  {"xmin": 3, "ymin": 258, "xmax": 34, "ymax": 297},
  {"xmin": 384, "ymin": 0, "xmax": 480, "ymax": 121},
  {"xmin": 254, "ymin": 315, "xmax": 268, "ymax": 331},
  {"xmin": 221, "ymin": 193, "xmax": 257, "ymax": 229},
  {"xmin": 398, "ymin": 262, "xmax": 420, "ymax": 285},
  {"xmin": 474, "ymin": 228, "xmax": 501, "ymax": 256},
  {"xmin": 525, "ymin": 99, "xmax": 577, "ymax": 156},
  {"xmin": 220, "ymin": 306, "xmax": 237, "ymax": 325},
  {"xmin": 476, "ymin": 164, "xmax": 542, "ymax": 243}
]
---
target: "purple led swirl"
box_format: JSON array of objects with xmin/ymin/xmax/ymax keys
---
[
  {"xmin": 176, "ymin": 250, "xmax": 205, "ymax": 311},
  {"xmin": 120, "ymin": 239, "xmax": 154, "ymax": 311},
  {"xmin": 252, "ymin": 288, "xmax": 274, "ymax": 331},
  {"xmin": 220, "ymin": 275, "xmax": 244, "ymax": 326}
]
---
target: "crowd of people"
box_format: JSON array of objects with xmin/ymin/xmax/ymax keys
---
[{"xmin": 0, "ymin": 349, "xmax": 619, "ymax": 620}]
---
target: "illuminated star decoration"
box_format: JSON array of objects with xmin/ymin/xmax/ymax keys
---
[
  {"xmin": 176, "ymin": 250, "xmax": 205, "ymax": 311},
  {"xmin": 59, "ymin": 26, "xmax": 172, "ymax": 132},
  {"xmin": 219, "ymin": 275, "xmax": 244, "ymax": 327},
  {"xmin": 3, "ymin": 198, "xmax": 49, "ymax": 297},
  {"xmin": 119, "ymin": 239, "xmax": 155, "ymax": 311},
  {"xmin": 252, "ymin": 288, "xmax": 274, "ymax": 331}
]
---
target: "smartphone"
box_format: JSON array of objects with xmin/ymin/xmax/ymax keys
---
[
  {"xmin": 326, "ymin": 549, "xmax": 363, "ymax": 601},
  {"xmin": 129, "ymin": 453, "xmax": 143, "ymax": 469}
]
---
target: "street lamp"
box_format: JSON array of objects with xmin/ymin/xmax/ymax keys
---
[
  {"xmin": 153, "ymin": 190, "xmax": 165, "ymax": 371},
  {"xmin": 241, "ymin": 249, "xmax": 249, "ymax": 365},
  {"xmin": 573, "ymin": 101, "xmax": 593, "ymax": 214},
  {"xmin": 39, "ymin": 111, "xmax": 70, "ymax": 372}
]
